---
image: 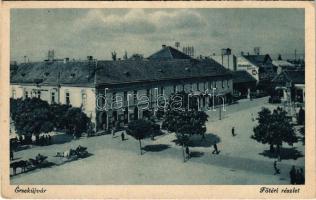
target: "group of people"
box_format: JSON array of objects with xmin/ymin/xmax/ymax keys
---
[
  {"xmin": 275, "ymin": 163, "xmax": 305, "ymax": 184},
  {"xmin": 36, "ymin": 134, "xmax": 52, "ymax": 146},
  {"xmin": 11, "ymin": 134, "xmax": 53, "ymax": 146},
  {"xmin": 290, "ymin": 166, "xmax": 305, "ymax": 185}
]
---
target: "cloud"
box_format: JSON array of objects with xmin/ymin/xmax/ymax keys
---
[
  {"xmin": 10, "ymin": 9, "xmax": 304, "ymax": 62},
  {"xmin": 74, "ymin": 9, "xmax": 206, "ymax": 36}
]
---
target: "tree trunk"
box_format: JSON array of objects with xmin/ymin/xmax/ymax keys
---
[
  {"xmin": 202, "ymin": 133, "xmax": 205, "ymax": 140},
  {"xmin": 269, "ymin": 144, "xmax": 275, "ymax": 153},
  {"xmin": 276, "ymin": 144, "xmax": 281, "ymax": 161},
  {"xmin": 139, "ymin": 139, "xmax": 142, "ymax": 155},
  {"xmin": 36, "ymin": 135, "xmax": 39, "ymax": 144}
]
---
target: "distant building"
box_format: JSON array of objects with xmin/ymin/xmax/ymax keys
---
[
  {"xmin": 148, "ymin": 45, "xmax": 192, "ymax": 60},
  {"xmin": 272, "ymin": 70, "xmax": 305, "ymax": 103},
  {"xmin": 236, "ymin": 54, "xmax": 276, "ymax": 82},
  {"xmin": 210, "ymin": 54, "xmax": 235, "ymax": 71},
  {"xmin": 231, "ymin": 71, "xmax": 257, "ymax": 98},
  {"xmin": 10, "ymin": 46, "xmax": 233, "ymax": 131},
  {"xmin": 272, "ymin": 60, "xmax": 296, "ymax": 75}
]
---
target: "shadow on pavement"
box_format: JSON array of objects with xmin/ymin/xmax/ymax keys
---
[
  {"xmin": 171, "ymin": 133, "xmax": 221, "ymax": 147},
  {"xmin": 142, "ymin": 144, "xmax": 170, "ymax": 152},
  {"xmin": 15, "ymin": 145, "xmax": 31, "ymax": 152},
  {"xmin": 259, "ymin": 147, "xmax": 304, "ymax": 160},
  {"xmin": 52, "ymin": 133, "xmax": 74, "ymax": 144},
  {"xmin": 190, "ymin": 151, "xmax": 204, "ymax": 158},
  {"xmin": 187, "ymin": 133, "xmax": 221, "ymax": 147}
]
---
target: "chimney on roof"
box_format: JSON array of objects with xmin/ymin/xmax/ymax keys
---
[
  {"xmin": 64, "ymin": 57, "xmax": 69, "ymax": 63},
  {"xmin": 254, "ymin": 47, "xmax": 260, "ymax": 55},
  {"xmin": 175, "ymin": 42, "xmax": 180, "ymax": 49},
  {"xmin": 111, "ymin": 51, "xmax": 117, "ymax": 61},
  {"xmin": 48, "ymin": 49, "xmax": 55, "ymax": 61},
  {"xmin": 162, "ymin": 44, "xmax": 167, "ymax": 49},
  {"xmin": 233, "ymin": 55, "xmax": 237, "ymax": 71}
]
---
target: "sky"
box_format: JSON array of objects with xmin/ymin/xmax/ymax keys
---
[{"xmin": 11, "ymin": 8, "xmax": 305, "ymax": 63}]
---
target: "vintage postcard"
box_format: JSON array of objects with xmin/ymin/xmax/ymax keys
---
[{"xmin": 1, "ymin": 1, "xmax": 315, "ymax": 199}]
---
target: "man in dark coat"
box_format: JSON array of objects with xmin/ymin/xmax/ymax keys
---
[
  {"xmin": 212, "ymin": 143, "xmax": 219, "ymax": 154},
  {"xmin": 298, "ymin": 168, "xmax": 305, "ymax": 184},
  {"xmin": 185, "ymin": 146, "xmax": 190, "ymax": 159},
  {"xmin": 10, "ymin": 151, "xmax": 14, "ymax": 161},
  {"xmin": 289, "ymin": 166, "xmax": 296, "ymax": 184},
  {"xmin": 232, "ymin": 127, "xmax": 235, "ymax": 136},
  {"xmin": 48, "ymin": 135, "xmax": 52, "ymax": 145},
  {"xmin": 273, "ymin": 161, "xmax": 280, "ymax": 175}
]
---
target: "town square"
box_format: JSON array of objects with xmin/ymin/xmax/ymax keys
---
[{"xmin": 9, "ymin": 8, "xmax": 305, "ymax": 185}]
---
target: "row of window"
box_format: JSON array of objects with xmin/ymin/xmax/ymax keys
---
[
  {"xmin": 13, "ymin": 89, "xmax": 88, "ymax": 107},
  {"xmin": 12, "ymin": 79, "xmax": 230, "ymax": 107},
  {"xmin": 109, "ymin": 80, "xmax": 230, "ymax": 104}
]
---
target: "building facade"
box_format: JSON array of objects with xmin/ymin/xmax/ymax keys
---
[{"xmin": 10, "ymin": 46, "xmax": 233, "ymax": 131}]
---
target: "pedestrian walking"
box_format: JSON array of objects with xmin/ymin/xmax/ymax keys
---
[
  {"xmin": 231, "ymin": 127, "xmax": 235, "ymax": 136},
  {"xmin": 21, "ymin": 134, "xmax": 25, "ymax": 145},
  {"xmin": 31, "ymin": 134, "xmax": 36, "ymax": 144},
  {"xmin": 289, "ymin": 166, "xmax": 296, "ymax": 184},
  {"xmin": 273, "ymin": 160, "xmax": 280, "ymax": 175},
  {"xmin": 111, "ymin": 128, "xmax": 115, "ymax": 138},
  {"xmin": 295, "ymin": 169, "xmax": 302, "ymax": 185},
  {"xmin": 10, "ymin": 151, "xmax": 14, "ymax": 161},
  {"xmin": 121, "ymin": 132, "xmax": 125, "ymax": 141},
  {"xmin": 185, "ymin": 146, "xmax": 190, "ymax": 160},
  {"xmin": 212, "ymin": 143, "xmax": 219, "ymax": 154},
  {"xmin": 44, "ymin": 135, "xmax": 48, "ymax": 145},
  {"xmin": 299, "ymin": 168, "xmax": 305, "ymax": 184},
  {"xmin": 48, "ymin": 135, "xmax": 52, "ymax": 145},
  {"xmin": 39, "ymin": 136, "xmax": 44, "ymax": 146},
  {"xmin": 251, "ymin": 113, "xmax": 255, "ymax": 122}
]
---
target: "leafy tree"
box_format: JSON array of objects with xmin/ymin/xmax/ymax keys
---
[
  {"xmin": 10, "ymin": 98, "xmax": 91, "ymax": 142},
  {"xmin": 11, "ymin": 98, "xmax": 54, "ymax": 143},
  {"xmin": 252, "ymin": 107, "xmax": 298, "ymax": 160},
  {"xmin": 168, "ymin": 91, "xmax": 198, "ymax": 111},
  {"xmin": 126, "ymin": 119, "xmax": 153, "ymax": 155},
  {"xmin": 63, "ymin": 107, "xmax": 90, "ymax": 138},
  {"xmin": 50, "ymin": 103, "xmax": 71, "ymax": 130},
  {"xmin": 162, "ymin": 109, "xmax": 208, "ymax": 161}
]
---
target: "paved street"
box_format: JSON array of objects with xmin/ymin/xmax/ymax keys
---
[{"xmin": 10, "ymin": 97, "xmax": 304, "ymax": 185}]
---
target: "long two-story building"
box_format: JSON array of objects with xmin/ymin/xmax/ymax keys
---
[{"xmin": 10, "ymin": 46, "xmax": 233, "ymax": 131}]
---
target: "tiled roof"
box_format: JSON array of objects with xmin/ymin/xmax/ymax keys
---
[
  {"xmin": 272, "ymin": 60, "xmax": 295, "ymax": 67},
  {"xmin": 10, "ymin": 59, "xmax": 232, "ymax": 87},
  {"xmin": 148, "ymin": 46, "xmax": 192, "ymax": 60},
  {"xmin": 95, "ymin": 59, "xmax": 231, "ymax": 86},
  {"xmin": 243, "ymin": 54, "xmax": 272, "ymax": 66},
  {"xmin": 272, "ymin": 70, "xmax": 305, "ymax": 84},
  {"xmin": 232, "ymin": 70, "xmax": 257, "ymax": 84},
  {"xmin": 10, "ymin": 61, "xmax": 96, "ymax": 87}
]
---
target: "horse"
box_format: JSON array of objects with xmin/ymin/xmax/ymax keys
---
[{"xmin": 10, "ymin": 160, "xmax": 30, "ymax": 175}]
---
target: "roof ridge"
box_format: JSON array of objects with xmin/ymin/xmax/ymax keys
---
[{"xmin": 167, "ymin": 46, "xmax": 174, "ymax": 59}]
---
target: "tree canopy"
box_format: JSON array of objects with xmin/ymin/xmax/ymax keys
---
[
  {"xmin": 252, "ymin": 107, "xmax": 298, "ymax": 158},
  {"xmin": 11, "ymin": 98, "xmax": 54, "ymax": 139},
  {"xmin": 162, "ymin": 109, "xmax": 208, "ymax": 161},
  {"xmin": 162, "ymin": 109, "xmax": 208, "ymax": 138},
  {"xmin": 10, "ymin": 98, "xmax": 91, "ymax": 141},
  {"xmin": 126, "ymin": 119, "xmax": 154, "ymax": 155}
]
